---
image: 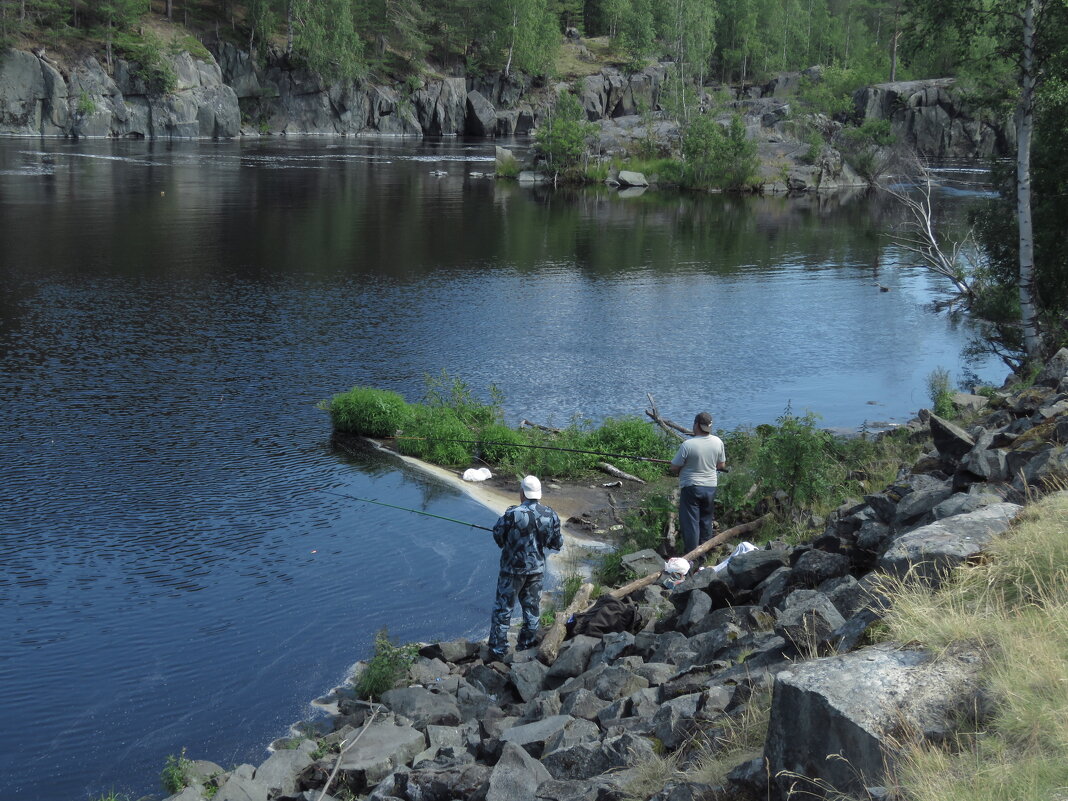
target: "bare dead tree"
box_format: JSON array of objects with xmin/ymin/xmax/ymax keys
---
[{"xmin": 879, "ymin": 164, "xmax": 981, "ymax": 302}]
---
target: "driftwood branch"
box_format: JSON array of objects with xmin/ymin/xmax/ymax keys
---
[
  {"xmin": 597, "ymin": 462, "xmax": 645, "ymax": 484},
  {"xmin": 538, "ymin": 582, "xmax": 593, "ymax": 665},
  {"xmin": 519, "ymin": 419, "xmax": 562, "ymax": 434},
  {"xmin": 608, "ymin": 514, "xmax": 770, "ymax": 600},
  {"xmin": 645, "ymin": 394, "xmax": 688, "ymax": 441}
]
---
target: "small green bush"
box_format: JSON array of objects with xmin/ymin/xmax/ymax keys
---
[
  {"xmin": 354, "ymin": 629, "xmax": 419, "ymax": 700},
  {"xmin": 160, "ymin": 748, "xmax": 193, "ymax": 794},
  {"xmin": 928, "ymin": 368, "xmax": 956, "ymax": 418},
  {"xmin": 753, "ymin": 406, "xmax": 836, "ymax": 512},
  {"xmin": 397, "ymin": 406, "xmax": 474, "ymax": 465},
  {"xmin": 681, "ymin": 114, "xmax": 759, "ymax": 191},
  {"xmin": 326, "ymin": 386, "xmax": 410, "ymax": 437},
  {"xmin": 422, "ymin": 370, "xmax": 502, "ymax": 428}
]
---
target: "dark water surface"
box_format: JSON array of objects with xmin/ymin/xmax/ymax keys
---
[{"xmin": 0, "ymin": 138, "xmax": 1000, "ymax": 800}]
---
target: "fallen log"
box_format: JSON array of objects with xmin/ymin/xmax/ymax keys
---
[
  {"xmin": 519, "ymin": 419, "xmax": 562, "ymax": 434},
  {"xmin": 538, "ymin": 582, "xmax": 593, "ymax": 665},
  {"xmin": 609, "ymin": 514, "xmax": 771, "ymax": 599},
  {"xmin": 597, "ymin": 461, "xmax": 645, "ymax": 484}
]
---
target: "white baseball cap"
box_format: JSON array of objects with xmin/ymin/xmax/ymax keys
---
[{"xmin": 521, "ymin": 475, "xmax": 542, "ymax": 499}]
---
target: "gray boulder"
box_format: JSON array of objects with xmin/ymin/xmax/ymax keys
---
[
  {"xmin": 214, "ymin": 768, "xmax": 269, "ymax": 801},
  {"xmin": 466, "ymin": 89, "xmax": 497, "ymax": 136},
  {"xmin": 727, "ymin": 549, "xmax": 790, "ymax": 590},
  {"xmin": 546, "ymin": 636, "xmax": 600, "ymax": 687},
  {"xmin": 929, "ymin": 414, "xmax": 976, "ymax": 462},
  {"xmin": 254, "ymin": 748, "xmax": 313, "ymax": 797},
  {"xmin": 336, "ymin": 722, "xmax": 426, "ymax": 788},
  {"xmin": 499, "ymin": 715, "xmax": 578, "ymax": 758},
  {"xmin": 879, "ymin": 502, "xmax": 1023, "ymax": 585},
  {"xmin": 774, "ymin": 590, "xmax": 846, "ymax": 654},
  {"xmin": 379, "ymin": 686, "xmax": 461, "ymax": 729},
  {"xmin": 790, "ymin": 549, "xmax": 850, "ymax": 586},
  {"xmin": 765, "ymin": 643, "xmax": 984, "ymax": 799},
  {"xmin": 511, "ymin": 658, "xmax": 549, "ymax": 702},
  {"xmin": 486, "ymin": 741, "xmax": 552, "ymax": 801}
]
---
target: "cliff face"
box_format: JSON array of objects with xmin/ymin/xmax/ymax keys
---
[
  {"xmin": 1, "ymin": 45, "xmax": 1008, "ymax": 176},
  {"xmin": 853, "ymin": 78, "xmax": 1012, "ymax": 160}
]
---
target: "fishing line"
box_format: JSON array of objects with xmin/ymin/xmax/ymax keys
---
[{"xmin": 318, "ymin": 487, "xmax": 494, "ymax": 531}]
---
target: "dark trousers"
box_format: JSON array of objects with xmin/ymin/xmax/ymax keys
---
[
  {"xmin": 488, "ymin": 572, "xmax": 542, "ymax": 656},
  {"xmin": 679, "ymin": 484, "xmax": 717, "ymax": 554}
]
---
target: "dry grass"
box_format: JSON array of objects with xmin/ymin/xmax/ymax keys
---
[
  {"xmin": 688, "ymin": 687, "xmax": 773, "ymax": 786},
  {"xmin": 875, "ymin": 492, "xmax": 1068, "ymax": 800}
]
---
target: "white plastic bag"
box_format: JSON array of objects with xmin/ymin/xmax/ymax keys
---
[{"xmin": 462, "ymin": 467, "xmax": 493, "ymax": 482}]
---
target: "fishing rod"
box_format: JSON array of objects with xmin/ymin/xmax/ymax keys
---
[
  {"xmin": 382, "ymin": 436, "xmax": 672, "ymax": 465},
  {"xmin": 318, "ymin": 487, "xmax": 494, "ymax": 531}
]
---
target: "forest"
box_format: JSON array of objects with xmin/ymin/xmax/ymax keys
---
[{"xmin": 0, "ymin": 0, "xmax": 964, "ymax": 87}]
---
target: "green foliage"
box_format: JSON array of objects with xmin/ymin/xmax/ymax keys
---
[
  {"xmin": 114, "ymin": 32, "xmax": 177, "ymax": 94},
  {"xmin": 617, "ymin": 0, "xmax": 657, "ymax": 70},
  {"xmin": 354, "ymin": 629, "xmax": 419, "ymax": 700},
  {"xmin": 170, "ymin": 35, "xmax": 212, "ymax": 62},
  {"xmin": 76, "ymin": 90, "xmax": 97, "ymax": 116},
  {"xmin": 325, "ymin": 386, "xmax": 410, "ymax": 437},
  {"xmin": 397, "ymin": 405, "xmax": 474, "ymax": 465},
  {"xmin": 680, "ymin": 114, "xmax": 759, "ymax": 191},
  {"xmin": 495, "ymin": 152, "xmax": 522, "ymax": 178},
  {"xmin": 927, "ymin": 368, "xmax": 956, "ymax": 418},
  {"xmin": 753, "ymin": 406, "xmax": 835, "ymax": 512},
  {"xmin": 422, "ymin": 369, "xmax": 502, "ymax": 428},
  {"xmin": 582, "ymin": 417, "xmax": 675, "ymax": 481},
  {"xmin": 291, "ymin": 0, "xmax": 365, "ymax": 83},
  {"xmin": 560, "ymin": 572, "xmax": 584, "ymax": 606},
  {"xmin": 474, "ymin": 422, "xmax": 530, "ymax": 467},
  {"xmin": 535, "ymin": 91, "xmax": 598, "ymax": 178},
  {"xmin": 837, "ymin": 118, "xmax": 896, "ymax": 182},
  {"xmin": 160, "ymin": 748, "xmax": 193, "ymax": 794},
  {"xmin": 797, "ymin": 64, "xmax": 877, "ymax": 117}
]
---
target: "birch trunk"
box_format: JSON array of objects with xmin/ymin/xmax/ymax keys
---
[{"xmin": 1016, "ymin": 0, "xmax": 1042, "ymax": 358}]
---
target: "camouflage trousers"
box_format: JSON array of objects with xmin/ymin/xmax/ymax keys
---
[{"xmin": 488, "ymin": 572, "xmax": 543, "ymax": 657}]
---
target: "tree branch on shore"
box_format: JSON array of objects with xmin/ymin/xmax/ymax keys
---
[
  {"xmin": 598, "ymin": 462, "xmax": 646, "ymax": 483},
  {"xmin": 645, "ymin": 394, "xmax": 689, "ymax": 441}
]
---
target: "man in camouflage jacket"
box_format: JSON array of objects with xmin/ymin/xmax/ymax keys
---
[{"xmin": 487, "ymin": 475, "xmax": 562, "ymax": 660}]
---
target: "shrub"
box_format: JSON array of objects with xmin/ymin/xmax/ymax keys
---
[
  {"xmin": 354, "ymin": 629, "xmax": 419, "ymax": 700},
  {"xmin": 325, "ymin": 386, "xmax": 410, "ymax": 437},
  {"xmin": 115, "ymin": 32, "xmax": 177, "ymax": 95},
  {"xmin": 681, "ymin": 114, "xmax": 759, "ymax": 191},
  {"xmin": 160, "ymin": 749, "xmax": 193, "ymax": 794},
  {"xmin": 397, "ymin": 406, "xmax": 474, "ymax": 466},
  {"xmin": 753, "ymin": 406, "xmax": 836, "ymax": 512},
  {"xmin": 927, "ymin": 367, "xmax": 956, "ymax": 418},
  {"xmin": 535, "ymin": 92, "xmax": 599, "ymax": 178},
  {"xmin": 422, "ymin": 370, "xmax": 502, "ymax": 428}
]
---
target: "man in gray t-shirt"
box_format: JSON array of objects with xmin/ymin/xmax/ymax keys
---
[{"xmin": 669, "ymin": 411, "xmax": 726, "ymax": 553}]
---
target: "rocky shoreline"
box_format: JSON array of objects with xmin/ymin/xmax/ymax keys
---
[
  {"xmin": 150, "ymin": 350, "xmax": 1068, "ymax": 801},
  {"xmin": 1, "ymin": 41, "xmax": 1008, "ymax": 194}
]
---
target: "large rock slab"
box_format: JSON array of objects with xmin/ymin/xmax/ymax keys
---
[
  {"xmin": 765, "ymin": 644, "xmax": 984, "ymax": 799},
  {"xmin": 336, "ymin": 722, "xmax": 426, "ymax": 788},
  {"xmin": 486, "ymin": 741, "xmax": 552, "ymax": 801},
  {"xmin": 879, "ymin": 502, "xmax": 1023, "ymax": 584},
  {"xmin": 380, "ymin": 686, "xmax": 461, "ymax": 729}
]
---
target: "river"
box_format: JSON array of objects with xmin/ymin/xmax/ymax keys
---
[{"xmin": 0, "ymin": 137, "xmax": 1001, "ymax": 800}]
